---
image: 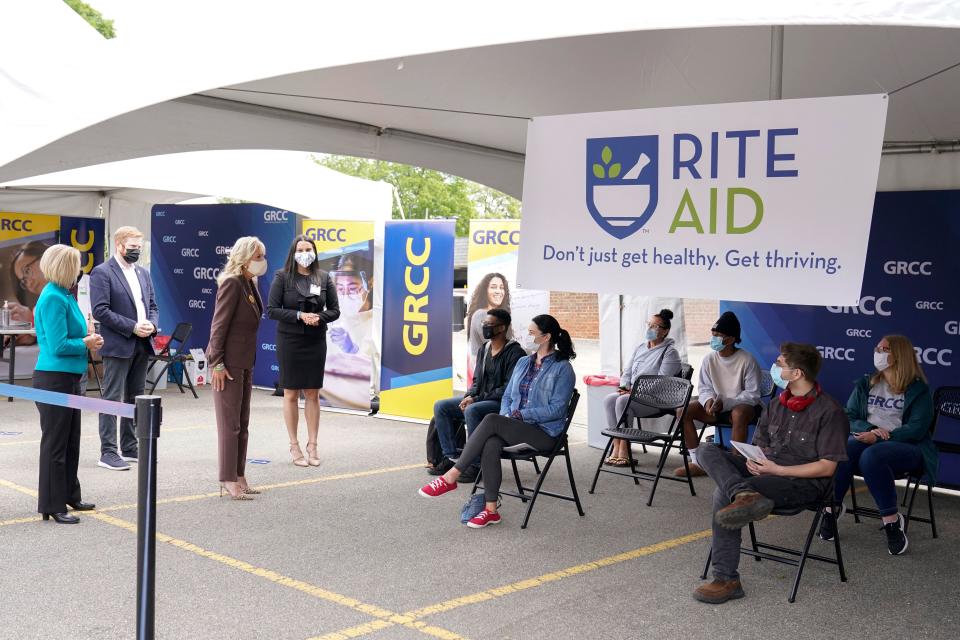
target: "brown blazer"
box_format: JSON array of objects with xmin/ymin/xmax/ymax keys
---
[{"xmin": 206, "ymin": 275, "xmax": 263, "ymax": 370}]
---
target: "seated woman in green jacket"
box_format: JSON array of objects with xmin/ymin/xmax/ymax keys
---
[{"xmin": 819, "ymin": 335, "xmax": 935, "ymax": 556}]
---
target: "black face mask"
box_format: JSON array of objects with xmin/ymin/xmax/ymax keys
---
[
  {"xmin": 482, "ymin": 324, "xmax": 502, "ymax": 340},
  {"xmin": 123, "ymin": 248, "xmax": 141, "ymax": 264}
]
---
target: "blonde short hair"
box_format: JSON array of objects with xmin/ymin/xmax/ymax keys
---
[
  {"xmin": 113, "ymin": 226, "xmax": 144, "ymax": 246},
  {"xmin": 39, "ymin": 244, "xmax": 81, "ymax": 289},
  {"xmin": 217, "ymin": 236, "xmax": 266, "ymax": 286}
]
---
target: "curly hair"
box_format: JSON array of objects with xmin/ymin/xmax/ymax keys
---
[{"xmin": 466, "ymin": 272, "xmax": 511, "ymax": 336}]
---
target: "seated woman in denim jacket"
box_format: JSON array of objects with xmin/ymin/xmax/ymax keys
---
[
  {"xmin": 419, "ymin": 314, "xmax": 576, "ymax": 528},
  {"xmin": 820, "ymin": 334, "xmax": 936, "ymax": 556}
]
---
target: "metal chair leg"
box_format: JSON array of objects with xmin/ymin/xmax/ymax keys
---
[
  {"xmin": 183, "ymin": 368, "xmax": 199, "ymax": 399},
  {"xmin": 520, "ymin": 456, "xmax": 556, "ymax": 529},
  {"xmin": 788, "ymin": 509, "xmax": 823, "ymax": 603},
  {"xmin": 832, "ymin": 503, "xmax": 848, "ymax": 583},
  {"xmin": 849, "ymin": 481, "xmax": 861, "ymax": 524},
  {"xmin": 626, "ymin": 442, "xmax": 640, "ymax": 486},
  {"xmin": 928, "ymin": 480, "xmax": 938, "ymax": 539},
  {"xmin": 510, "ymin": 459, "xmax": 527, "ymax": 502},
  {"xmin": 700, "ymin": 546, "xmax": 712, "ymax": 580},
  {"xmin": 564, "ymin": 447, "xmax": 585, "ymax": 517},
  {"xmin": 532, "ymin": 458, "xmax": 541, "ymax": 475},
  {"xmin": 904, "ymin": 476, "xmax": 921, "ymax": 534},
  {"xmin": 589, "ymin": 437, "xmax": 614, "ymax": 494},
  {"xmin": 646, "ymin": 437, "xmax": 674, "ymax": 507},
  {"xmin": 148, "ymin": 362, "xmax": 171, "ymax": 394},
  {"xmin": 748, "ymin": 521, "xmax": 761, "ymax": 562}
]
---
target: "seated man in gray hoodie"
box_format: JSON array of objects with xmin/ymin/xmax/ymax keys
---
[
  {"xmin": 603, "ymin": 309, "xmax": 683, "ymax": 465},
  {"xmin": 430, "ymin": 308, "xmax": 526, "ymax": 481}
]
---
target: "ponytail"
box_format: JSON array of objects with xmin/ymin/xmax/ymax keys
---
[{"xmin": 532, "ymin": 314, "xmax": 577, "ymax": 361}]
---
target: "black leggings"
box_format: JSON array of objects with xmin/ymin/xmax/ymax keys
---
[{"xmin": 456, "ymin": 413, "xmax": 557, "ymax": 502}]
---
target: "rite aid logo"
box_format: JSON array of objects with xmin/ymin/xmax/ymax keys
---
[{"xmin": 586, "ymin": 136, "xmax": 659, "ymax": 239}]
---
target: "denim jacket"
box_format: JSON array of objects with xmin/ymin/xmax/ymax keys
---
[{"xmin": 500, "ymin": 354, "xmax": 576, "ymax": 437}]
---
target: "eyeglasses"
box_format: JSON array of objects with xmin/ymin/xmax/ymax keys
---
[
  {"xmin": 482, "ymin": 322, "xmax": 504, "ymax": 328},
  {"xmin": 647, "ymin": 323, "xmax": 665, "ymax": 331},
  {"xmin": 17, "ymin": 259, "xmax": 40, "ymax": 289},
  {"xmin": 874, "ymin": 346, "xmax": 891, "ymax": 354},
  {"xmin": 336, "ymin": 284, "xmax": 365, "ymax": 296}
]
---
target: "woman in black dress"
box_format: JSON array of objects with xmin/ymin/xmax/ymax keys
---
[{"xmin": 267, "ymin": 235, "xmax": 340, "ymax": 467}]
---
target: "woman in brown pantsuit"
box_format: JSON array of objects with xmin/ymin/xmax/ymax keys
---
[{"xmin": 207, "ymin": 236, "xmax": 267, "ymax": 500}]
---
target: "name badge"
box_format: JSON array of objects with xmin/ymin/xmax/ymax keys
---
[{"xmin": 309, "ymin": 284, "xmax": 323, "ymax": 296}]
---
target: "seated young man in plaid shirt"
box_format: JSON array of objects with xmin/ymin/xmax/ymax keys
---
[{"xmin": 694, "ymin": 342, "xmax": 849, "ymax": 604}]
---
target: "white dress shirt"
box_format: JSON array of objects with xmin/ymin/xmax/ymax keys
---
[{"xmin": 115, "ymin": 254, "xmax": 147, "ymax": 324}]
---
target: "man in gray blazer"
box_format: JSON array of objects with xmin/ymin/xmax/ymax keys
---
[{"xmin": 90, "ymin": 226, "xmax": 160, "ymax": 470}]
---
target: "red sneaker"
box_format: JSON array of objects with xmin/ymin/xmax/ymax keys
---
[
  {"xmin": 467, "ymin": 509, "xmax": 502, "ymax": 528},
  {"xmin": 419, "ymin": 476, "xmax": 457, "ymax": 498}
]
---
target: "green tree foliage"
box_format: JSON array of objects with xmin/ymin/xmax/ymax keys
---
[
  {"xmin": 316, "ymin": 156, "xmax": 520, "ymax": 236},
  {"xmin": 64, "ymin": 0, "xmax": 116, "ymax": 39}
]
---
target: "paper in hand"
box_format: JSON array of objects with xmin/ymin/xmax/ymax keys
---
[{"xmin": 730, "ymin": 440, "xmax": 768, "ymax": 464}]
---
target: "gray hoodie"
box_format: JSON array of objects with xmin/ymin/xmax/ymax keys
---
[{"xmin": 619, "ymin": 337, "xmax": 683, "ymax": 388}]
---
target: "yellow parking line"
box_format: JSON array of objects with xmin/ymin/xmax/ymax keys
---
[
  {"xmin": 86, "ymin": 510, "xmax": 467, "ymax": 640},
  {"xmin": 0, "ymin": 478, "xmax": 38, "ymax": 497},
  {"xmin": 315, "ymin": 528, "xmax": 713, "ymax": 640}
]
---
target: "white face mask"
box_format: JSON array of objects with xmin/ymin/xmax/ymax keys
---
[
  {"xmin": 340, "ymin": 293, "xmax": 366, "ymax": 316},
  {"xmin": 874, "ymin": 350, "xmax": 891, "ymax": 372},
  {"xmin": 247, "ymin": 258, "xmax": 268, "ymax": 277},
  {"xmin": 294, "ymin": 251, "xmax": 316, "ymax": 268}
]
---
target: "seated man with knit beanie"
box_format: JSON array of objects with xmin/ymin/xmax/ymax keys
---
[
  {"xmin": 677, "ymin": 311, "xmax": 762, "ymax": 477},
  {"xmin": 694, "ymin": 342, "xmax": 848, "ymax": 604}
]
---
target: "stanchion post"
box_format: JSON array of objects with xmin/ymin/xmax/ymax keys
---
[{"xmin": 135, "ymin": 395, "xmax": 162, "ymax": 640}]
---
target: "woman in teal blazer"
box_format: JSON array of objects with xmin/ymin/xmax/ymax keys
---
[{"xmin": 33, "ymin": 245, "xmax": 103, "ymax": 524}]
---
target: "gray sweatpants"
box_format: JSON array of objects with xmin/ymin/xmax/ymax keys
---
[{"xmin": 603, "ymin": 391, "xmax": 660, "ymax": 429}]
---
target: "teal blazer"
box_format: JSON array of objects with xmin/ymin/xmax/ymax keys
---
[{"xmin": 34, "ymin": 282, "xmax": 88, "ymax": 375}]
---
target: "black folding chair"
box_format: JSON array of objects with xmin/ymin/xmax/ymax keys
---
[
  {"xmin": 472, "ymin": 390, "xmax": 582, "ymax": 529},
  {"xmin": 146, "ymin": 322, "xmax": 198, "ymax": 399},
  {"xmin": 701, "ymin": 480, "xmax": 847, "ymax": 603},
  {"xmin": 588, "ymin": 375, "xmax": 694, "ymax": 506},
  {"xmin": 848, "ymin": 385, "xmax": 960, "ymax": 538},
  {"xmin": 86, "ymin": 350, "xmax": 103, "ymax": 397}
]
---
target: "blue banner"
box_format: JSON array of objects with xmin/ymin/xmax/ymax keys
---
[
  {"xmin": 379, "ymin": 221, "xmax": 454, "ymax": 419},
  {"xmin": 59, "ymin": 216, "xmax": 105, "ymax": 276},
  {"xmin": 722, "ymin": 190, "xmax": 960, "ymax": 487},
  {"xmin": 151, "ymin": 204, "xmax": 297, "ymax": 387}
]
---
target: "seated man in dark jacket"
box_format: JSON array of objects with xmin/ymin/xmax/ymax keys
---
[{"xmin": 431, "ymin": 308, "xmax": 525, "ymax": 481}]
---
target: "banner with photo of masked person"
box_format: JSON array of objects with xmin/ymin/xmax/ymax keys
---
[
  {"xmin": 465, "ymin": 219, "xmax": 549, "ymax": 387},
  {"xmin": 380, "ymin": 220, "xmax": 454, "ymax": 420},
  {"xmin": 301, "ymin": 219, "xmax": 376, "ymax": 411},
  {"xmin": 0, "ymin": 212, "xmax": 105, "ymax": 378}
]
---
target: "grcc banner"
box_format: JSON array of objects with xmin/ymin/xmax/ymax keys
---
[{"xmin": 517, "ymin": 95, "xmax": 888, "ymax": 306}]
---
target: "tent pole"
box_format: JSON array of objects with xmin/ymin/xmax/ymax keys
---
[{"xmin": 769, "ymin": 25, "xmax": 784, "ymax": 100}]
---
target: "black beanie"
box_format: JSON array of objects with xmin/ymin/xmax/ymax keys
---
[{"xmin": 712, "ymin": 311, "xmax": 741, "ymax": 342}]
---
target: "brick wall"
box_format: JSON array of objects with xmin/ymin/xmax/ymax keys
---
[
  {"xmin": 549, "ymin": 292, "xmax": 600, "ymax": 339},
  {"xmin": 683, "ymin": 298, "xmax": 719, "ymax": 344},
  {"xmin": 547, "ymin": 295, "xmax": 717, "ymax": 342}
]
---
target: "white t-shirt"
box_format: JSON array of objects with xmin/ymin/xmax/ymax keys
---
[{"xmin": 866, "ymin": 380, "xmax": 905, "ymax": 431}]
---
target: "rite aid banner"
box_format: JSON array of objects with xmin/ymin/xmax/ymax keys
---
[
  {"xmin": 151, "ymin": 204, "xmax": 297, "ymax": 388},
  {"xmin": 723, "ymin": 190, "xmax": 960, "ymax": 487},
  {"xmin": 465, "ymin": 220, "xmax": 549, "ymax": 386},
  {"xmin": 518, "ymin": 95, "xmax": 888, "ymax": 306},
  {"xmin": 301, "ymin": 219, "xmax": 376, "ymax": 411},
  {"xmin": 380, "ymin": 220, "xmax": 454, "ymax": 420}
]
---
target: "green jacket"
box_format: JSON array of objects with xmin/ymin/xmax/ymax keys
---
[{"xmin": 845, "ymin": 375, "xmax": 938, "ymax": 482}]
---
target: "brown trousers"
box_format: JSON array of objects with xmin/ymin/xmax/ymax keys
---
[{"xmin": 214, "ymin": 366, "xmax": 253, "ymax": 482}]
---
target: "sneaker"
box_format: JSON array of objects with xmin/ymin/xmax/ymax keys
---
[
  {"xmin": 693, "ymin": 579, "xmax": 745, "ymax": 604},
  {"xmin": 467, "ymin": 509, "xmax": 502, "ymax": 528},
  {"xmin": 418, "ymin": 476, "xmax": 457, "ymax": 498},
  {"xmin": 674, "ymin": 463, "xmax": 707, "ymax": 478},
  {"xmin": 98, "ymin": 452, "xmax": 131, "ymax": 471},
  {"xmin": 818, "ymin": 504, "xmax": 845, "ymax": 541},
  {"xmin": 427, "ymin": 458, "xmax": 454, "ymax": 476},
  {"xmin": 714, "ymin": 491, "xmax": 775, "ymax": 530},
  {"xmin": 884, "ymin": 513, "xmax": 909, "ymax": 555},
  {"xmin": 458, "ymin": 465, "xmax": 480, "ymax": 484},
  {"xmin": 120, "ymin": 451, "xmax": 138, "ymax": 463}
]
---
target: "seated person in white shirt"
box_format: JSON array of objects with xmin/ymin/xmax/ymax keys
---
[{"xmin": 677, "ymin": 311, "xmax": 761, "ymax": 478}]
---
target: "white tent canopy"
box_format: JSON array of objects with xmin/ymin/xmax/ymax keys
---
[
  {"xmin": 2, "ymin": 2, "xmax": 960, "ymax": 197},
  {"xmin": 0, "ymin": 150, "xmax": 394, "ymax": 231}
]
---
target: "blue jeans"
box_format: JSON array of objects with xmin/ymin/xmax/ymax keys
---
[
  {"xmin": 433, "ymin": 397, "xmax": 501, "ymax": 461},
  {"xmin": 834, "ymin": 437, "xmax": 924, "ymax": 516}
]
